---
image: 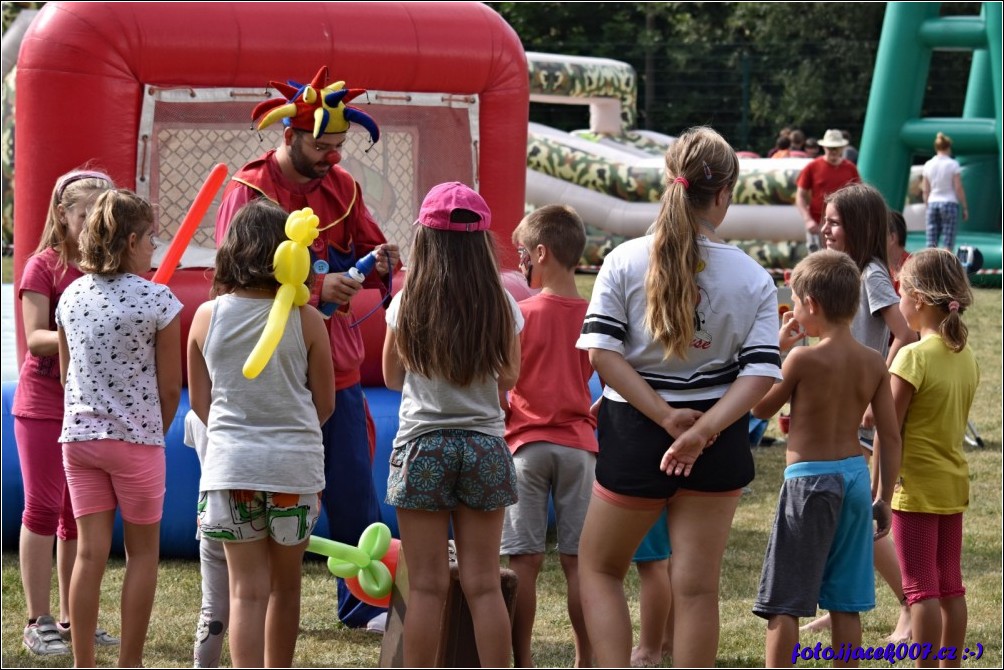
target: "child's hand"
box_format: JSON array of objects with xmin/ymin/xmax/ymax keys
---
[
  {"xmin": 659, "ymin": 407, "xmax": 702, "ymax": 439},
  {"xmin": 660, "ymin": 424, "xmax": 710, "ymax": 477},
  {"xmin": 861, "ymin": 404, "xmax": 875, "ymax": 430},
  {"xmin": 778, "ymin": 311, "xmax": 805, "ymax": 352},
  {"xmin": 872, "ymin": 499, "xmax": 892, "ymax": 540}
]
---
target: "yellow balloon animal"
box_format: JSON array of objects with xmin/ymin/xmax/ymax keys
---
[{"xmin": 242, "ymin": 207, "xmax": 320, "ymax": 379}]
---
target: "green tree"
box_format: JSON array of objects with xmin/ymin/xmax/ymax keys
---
[{"xmin": 488, "ymin": 2, "xmax": 980, "ymax": 154}]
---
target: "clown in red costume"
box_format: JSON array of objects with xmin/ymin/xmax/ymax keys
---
[{"xmin": 215, "ymin": 66, "xmax": 399, "ymax": 630}]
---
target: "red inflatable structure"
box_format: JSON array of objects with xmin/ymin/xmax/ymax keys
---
[{"xmin": 13, "ymin": 1, "xmax": 529, "ymax": 379}]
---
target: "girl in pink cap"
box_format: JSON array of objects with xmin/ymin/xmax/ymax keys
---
[{"xmin": 383, "ymin": 182, "xmax": 523, "ymax": 667}]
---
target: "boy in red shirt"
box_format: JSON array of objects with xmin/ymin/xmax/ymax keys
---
[{"xmin": 501, "ymin": 205, "xmax": 596, "ymax": 667}]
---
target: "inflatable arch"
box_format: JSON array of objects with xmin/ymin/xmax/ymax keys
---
[{"xmin": 5, "ymin": 1, "xmax": 528, "ymax": 555}]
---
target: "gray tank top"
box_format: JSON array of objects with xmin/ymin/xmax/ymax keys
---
[{"xmin": 199, "ymin": 295, "xmax": 325, "ymax": 494}]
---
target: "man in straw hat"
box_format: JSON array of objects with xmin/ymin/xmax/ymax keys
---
[{"xmin": 795, "ymin": 128, "xmax": 861, "ymax": 252}]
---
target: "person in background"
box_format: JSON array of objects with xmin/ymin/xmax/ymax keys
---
[
  {"xmin": 922, "ymin": 132, "xmax": 969, "ymax": 251},
  {"xmin": 804, "ymin": 137, "xmax": 821, "ymax": 159},
  {"xmin": 789, "ymin": 129, "xmax": 808, "ymax": 157},
  {"xmin": 841, "ymin": 130, "xmax": 859, "ymax": 165},
  {"xmin": 887, "ymin": 210, "xmax": 911, "ymax": 293},
  {"xmin": 796, "ymin": 129, "xmax": 861, "ymax": 253}
]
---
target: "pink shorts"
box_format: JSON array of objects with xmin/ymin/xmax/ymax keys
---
[
  {"xmin": 592, "ymin": 480, "xmax": 742, "ymax": 510},
  {"xmin": 62, "ymin": 440, "xmax": 166, "ymax": 525}
]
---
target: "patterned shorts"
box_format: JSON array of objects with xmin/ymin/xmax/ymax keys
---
[
  {"xmin": 198, "ymin": 489, "xmax": 321, "ymax": 546},
  {"xmin": 386, "ymin": 429, "xmax": 518, "ymax": 512}
]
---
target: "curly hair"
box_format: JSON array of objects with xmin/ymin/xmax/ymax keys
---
[{"xmin": 78, "ymin": 189, "xmax": 153, "ymax": 275}]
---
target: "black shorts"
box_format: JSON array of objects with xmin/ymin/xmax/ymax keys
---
[{"xmin": 595, "ymin": 398, "xmax": 754, "ymax": 499}]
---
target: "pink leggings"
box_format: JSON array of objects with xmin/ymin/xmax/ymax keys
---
[
  {"xmin": 892, "ymin": 510, "xmax": 965, "ymax": 605},
  {"xmin": 14, "ymin": 416, "xmax": 77, "ymax": 540}
]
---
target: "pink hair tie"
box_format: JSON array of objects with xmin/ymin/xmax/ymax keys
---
[
  {"xmin": 948, "ymin": 300, "xmax": 960, "ymax": 312},
  {"xmin": 673, "ymin": 176, "xmax": 690, "ymax": 190}
]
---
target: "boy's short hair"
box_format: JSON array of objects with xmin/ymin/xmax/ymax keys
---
[
  {"xmin": 888, "ymin": 210, "xmax": 907, "ymax": 248},
  {"xmin": 789, "ymin": 250, "xmax": 860, "ymax": 323},
  {"xmin": 512, "ymin": 205, "xmax": 586, "ymax": 269}
]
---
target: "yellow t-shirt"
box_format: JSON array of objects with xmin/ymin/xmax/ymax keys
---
[{"xmin": 890, "ymin": 334, "xmax": 979, "ymax": 514}]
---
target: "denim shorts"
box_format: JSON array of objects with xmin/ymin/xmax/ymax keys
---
[{"xmin": 386, "ymin": 429, "xmax": 518, "ymax": 512}]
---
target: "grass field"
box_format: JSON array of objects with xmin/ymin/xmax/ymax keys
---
[{"xmin": 1, "ymin": 269, "xmax": 1001, "ymax": 668}]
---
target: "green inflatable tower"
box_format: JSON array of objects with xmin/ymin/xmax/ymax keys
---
[{"xmin": 859, "ymin": 2, "xmax": 1002, "ymax": 285}]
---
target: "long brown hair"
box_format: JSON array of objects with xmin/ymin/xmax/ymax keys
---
[
  {"xmin": 824, "ymin": 183, "xmax": 890, "ymax": 272},
  {"xmin": 645, "ymin": 126, "xmax": 738, "ymax": 359},
  {"xmin": 898, "ymin": 249, "xmax": 973, "ymax": 352},
  {"xmin": 396, "ymin": 225, "xmax": 515, "ymax": 386}
]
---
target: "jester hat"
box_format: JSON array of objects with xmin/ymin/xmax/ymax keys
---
[{"xmin": 251, "ymin": 66, "xmax": 380, "ymax": 144}]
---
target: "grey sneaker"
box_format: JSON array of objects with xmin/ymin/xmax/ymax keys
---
[
  {"xmin": 23, "ymin": 615, "xmax": 71, "ymax": 656},
  {"xmin": 57, "ymin": 622, "xmax": 121, "ymax": 647}
]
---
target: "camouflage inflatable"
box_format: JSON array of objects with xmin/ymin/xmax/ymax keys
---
[
  {"xmin": 528, "ymin": 53, "xmax": 637, "ymax": 131},
  {"xmin": 527, "ymin": 52, "xmax": 819, "ymax": 272}
]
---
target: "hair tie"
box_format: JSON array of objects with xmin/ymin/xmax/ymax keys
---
[
  {"xmin": 673, "ymin": 176, "xmax": 690, "ymax": 190},
  {"xmin": 948, "ymin": 300, "xmax": 960, "ymax": 312},
  {"xmin": 702, "ymin": 161, "xmax": 713, "ymax": 180}
]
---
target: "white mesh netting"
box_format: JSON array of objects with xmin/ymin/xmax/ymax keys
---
[{"xmin": 138, "ymin": 87, "xmax": 479, "ymax": 267}]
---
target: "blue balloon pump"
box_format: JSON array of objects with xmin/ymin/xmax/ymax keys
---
[{"xmin": 320, "ymin": 250, "xmax": 379, "ymax": 318}]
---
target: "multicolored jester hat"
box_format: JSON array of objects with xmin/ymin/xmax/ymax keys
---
[{"xmin": 251, "ymin": 65, "xmax": 380, "ymax": 143}]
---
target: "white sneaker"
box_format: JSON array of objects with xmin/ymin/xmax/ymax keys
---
[
  {"xmin": 366, "ymin": 612, "xmax": 388, "ymax": 634},
  {"xmin": 22, "ymin": 615, "xmax": 71, "ymax": 656}
]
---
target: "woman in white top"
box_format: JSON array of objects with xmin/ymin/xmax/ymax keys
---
[
  {"xmin": 922, "ymin": 132, "xmax": 969, "ymax": 250},
  {"xmin": 576, "ymin": 126, "xmax": 781, "ymax": 666}
]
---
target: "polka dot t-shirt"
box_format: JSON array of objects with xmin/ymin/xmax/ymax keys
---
[{"xmin": 56, "ymin": 273, "xmax": 182, "ymax": 447}]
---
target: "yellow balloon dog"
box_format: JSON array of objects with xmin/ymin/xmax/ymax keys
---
[{"xmin": 242, "ymin": 207, "xmax": 320, "ymax": 379}]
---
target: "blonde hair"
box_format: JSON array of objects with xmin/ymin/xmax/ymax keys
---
[
  {"xmin": 36, "ymin": 170, "xmax": 115, "ymax": 267},
  {"xmin": 78, "ymin": 190, "xmax": 154, "ymax": 275},
  {"xmin": 934, "ymin": 132, "xmax": 953, "ymax": 153},
  {"xmin": 645, "ymin": 126, "xmax": 738, "ymax": 359},
  {"xmin": 898, "ymin": 248, "xmax": 972, "ymax": 352}
]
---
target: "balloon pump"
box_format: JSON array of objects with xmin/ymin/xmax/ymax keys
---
[{"xmin": 320, "ymin": 250, "xmax": 379, "ymax": 318}]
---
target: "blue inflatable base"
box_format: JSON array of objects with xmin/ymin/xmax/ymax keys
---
[
  {"xmin": 5, "ymin": 375, "xmax": 679, "ymax": 558},
  {"xmin": 1, "ymin": 382, "xmax": 408, "ymax": 558}
]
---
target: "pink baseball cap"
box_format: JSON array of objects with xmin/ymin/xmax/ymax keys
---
[{"xmin": 417, "ymin": 182, "xmax": 491, "ymax": 232}]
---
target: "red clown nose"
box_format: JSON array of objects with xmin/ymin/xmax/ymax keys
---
[{"xmin": 323, "ymin": 150, "xmax": 340, "ymax": 164}]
